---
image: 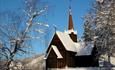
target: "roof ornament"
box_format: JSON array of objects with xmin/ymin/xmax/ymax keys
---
[
  {"xmin": 69, "ymin": 6, "xmax": 72, "ymax": 15},
  {"xmin": 69, "ymin": 0, "xmax": 72, "ymax": 15},
  {"xmin": 53, "ymin": 24, "xmax": 57, "ymax": 33}
]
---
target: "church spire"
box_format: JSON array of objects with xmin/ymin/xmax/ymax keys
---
[
  {"xmin": 68, "ymin": 6, "xmax": 74, "ymax": 30},
  {"xmin": 67, "ymin": 6, "xmax": 77, "ymax": 42}
]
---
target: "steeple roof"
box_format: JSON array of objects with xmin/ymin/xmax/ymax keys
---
[
  {"xmin": 68, "ymin": 7, "xmax": 74, "ymax": 30},
  {"xmin": 67, "ymin": 6, "xmax": 77, "ymax": 42},
  {"xmin": 65, "ymin": 6, "xmax": 77, "ymax": 34}
]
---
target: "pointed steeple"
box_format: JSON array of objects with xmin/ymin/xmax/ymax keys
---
[
  {"xmin": 67, "ymin": 6, "xmax": 77, "ymax": 42},
  {"xmin": 68, "ymin": 7, "xmax": 74, "ymax": 30}
]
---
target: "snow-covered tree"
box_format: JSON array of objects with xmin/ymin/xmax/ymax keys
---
[
  {"xmin": 83, "ymin": 12, "xmax": 95, "ymax": 42},
  {"xmin": 83, "ymin": 0, "xmax": 115, "ymax": 66},
  {"xmin": 0, "ymin": 0, "xmax": 48, "ymax": 70}
]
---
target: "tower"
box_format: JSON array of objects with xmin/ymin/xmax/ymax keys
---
[{"xmin": 68, "ymin": 7, "xmax": 77, "ymax": 42}]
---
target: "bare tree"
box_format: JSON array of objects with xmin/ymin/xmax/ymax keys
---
[{"xmin": 0, "ymin": 0, "xmax": 48, "ymax": 70}]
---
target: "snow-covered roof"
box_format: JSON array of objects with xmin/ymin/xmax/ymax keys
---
[
  {"xmin": 56, "ymin": 31, "xmax": 94, "ymax": 55},
  {"xmin": 56, "ymin": 31, "xmax": 77, "ymax": 52},
  {"xmin": 52, "ymin": 45, "xmax": 63, "ymax": 58},
  {"xmin": 75, "ymin": 42, "xmax": 94, "ymax": 56},
  {"xmin": 45, "ymin": 45, "xmax": 63, "ymax": 59},
  {"xmin": 64, "ymin": 29, "xmax": 77, "ymax": 34},
  {"xmin": 46, "ymin": 31, "xmax": 94, "ymax": 57}
]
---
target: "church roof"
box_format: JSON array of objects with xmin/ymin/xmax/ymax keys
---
[
  {"xmin": 56, "ymin": 31, "xmax": 94, "ymax": 55},
  {"xmin": 45, "ymin": 45, "xmax": 63, "ymax": 59},
  {"xmin": 56, "ymin": 31, "xmax": 77, "ymax": 52},
  {"xmin": 75, "ymin": 42, "xmax": 94, "ymax": 56},
  {"xmin": 51, "ymin": 45, "xmax": 63, "ymax": 58}
]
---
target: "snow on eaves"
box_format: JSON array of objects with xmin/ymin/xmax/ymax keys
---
[
  {"xmin": 56, "ymin": 31, "xmax": 94, "ymax": 55},
  {"xmin": 52, "ymin": 45, "xmax": 63, "ymax": 58},
  {"xmin": 75, "ymin": 42, "xmax": 94, "ymax": 56},
  {"xmin": 64, "ymin": 29, "xmax": 77, "ymax": 34},
  {"xmin": 46, "ymin": 31, "xmax": 94, "ymax": 56},
  {"xmin": 56, "ymin": 31, "xmax": 77, "ymax": 52},
  {"xmin": 45, "ymin": 45, "xmax": 63, "ymax": 59}
]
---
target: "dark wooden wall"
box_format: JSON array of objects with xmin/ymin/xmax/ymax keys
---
[
  {"xmin": 74, "ymin": 47, "xmax": 99, "ymax": 67},
  {"xmin": 46, "ymin": 49, "xmax": 57, "ymax": 68},
  {"xmin": 46, "ymin": 34, "xmax": 66, "ymax": 68},
  {"xmin": 69, "ymin": 32, "xmax": 77, "ymax": 42},
  {"xmin": 75, "ymin": 55, "xmax": 99, "ymax": 67},
  {"xmin": 66, "ymin": 51, "xmax": 77, "ymax": 67},
  {"xmin": 46, "ymin": 34, "xmax": 99, "ymax": 69}
]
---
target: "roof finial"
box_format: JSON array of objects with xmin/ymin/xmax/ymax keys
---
[
  {"xmin": 69, "ymin": 0, "xmax": 72, "ymax": 15},
  {"xmin": 69, "ymin": 6, "xmax": 72, "ymax": 15}
]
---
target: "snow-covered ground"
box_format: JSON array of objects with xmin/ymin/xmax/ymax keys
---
[
  {"xmin": 48, "ymin": 67, "xmax": 99, "ymax": 70},
  {"xmin": 48, "ymin": 67, "xmax": 115, "ymax": 70},
  {"xmin": 111, "ymin": 56, "xmax": 115, "ymax": 66},
  {"xmin": 9, "ymin": 54, "xmax": 115, "ymax": 70}
]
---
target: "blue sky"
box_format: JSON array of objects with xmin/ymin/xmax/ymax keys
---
[
  {"xmin": 47, "ymin": 0, "xmax": 94, "ymax": 37},
  {"xmin": 0, "ymin": 0, "xmax": 95, "ymax": 56}
]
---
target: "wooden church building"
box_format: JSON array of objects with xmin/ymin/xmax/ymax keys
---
[{"xmin": 45, "ymin": 7, "xmax": 99, "ymax": 69}]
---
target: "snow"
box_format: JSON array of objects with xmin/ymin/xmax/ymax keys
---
[
  {"xmin": 26, "ymin": 55, "xmax": 44, "ymax": 66},
  {"xmin": 45, "ymin": 45, "xmax": 63, "ymax": 59},
  {"xmin": 75, "ymin": 42, "xmax": 94, "ymax": 56},
  {"xmin": 56, "ymin": 31, "xmax": 77, "ymax": 52},
  {"xmin": 64, "ymin": 29, "xmax": 77, "ymax": 34},
  {"xmin": 51, "ymin": 45, "xmax": 63, "ymax": 58},
  {"xmin": 48, "ymin": 67, "xmax": 100, "ymax": 70},
  {"xmin": 96, "ymin": 0, "xmax": 104, "ymax": 3},
  {"xmin": 57, "ymin": 31, "xmax": 94, "ymax": 55},
  {"xmin": 110, "ymin": 56, "xmax": 115, "ymax": 66},
  {"xmin": 46, "ymin": 31, "xmax": 94, "ymax": 58},
  {"xmin": 56, "ymin": 31, "xmax": 94, "ymax": 55}
]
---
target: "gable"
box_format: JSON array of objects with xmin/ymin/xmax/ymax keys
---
[
  {"xmin": 46, "ymin": 31, "xmax": 95, "ymax": 57},
  {"xmin": 46, "ymin": 33, "xmax": 66, "ymax": 53},
  {"xmin": 56, "ymin": 31, "xmax": 77, "ymax": 52},
  {"xmin": 46, "ymin": 31, "xmax": 77, "ymax": 52},
  {"xmin": 45, "ymin": 45, "xmax": 63, "ymax": 59}
]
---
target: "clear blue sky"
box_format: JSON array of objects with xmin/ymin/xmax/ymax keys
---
[{"xmin": 0, "ymin": 0, "xmax": 95, "ymax": 56}]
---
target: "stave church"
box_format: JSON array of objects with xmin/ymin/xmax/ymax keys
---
[{"xmin": 45, "ymin": 7, "xmax": 99, "ymax": 69}]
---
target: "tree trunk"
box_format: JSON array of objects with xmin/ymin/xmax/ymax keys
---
[
  {"xmin": 107, "ymin": 53, "xmax": 112, "ymax": 70},
  {"xmin": 6, "ymin": 60, "xmax": 12, "ymax": 70},
  {"xmin": 108, "ymin": 54, "xmax": 110, "ymax": 63},
  {"xmin": 5, "ymin": 53, "xmax": 15, "ymax": 70}
]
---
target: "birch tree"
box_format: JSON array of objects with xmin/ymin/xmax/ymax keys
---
[{"xmin": 0, "ymin": 0, "xmax": 48, "ymax": 70}]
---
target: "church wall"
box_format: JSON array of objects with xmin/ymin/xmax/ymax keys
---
[
  {"xmin": 65, "ymin": 51, "xmax": 77, "ymax": 67},
  {"xmin": 74, "ymin": 47, "xmax": 99, "ymax": 67},
  {"xmin": 46, "ymin": 34, "xmax": 67, "ymax": 68},
  {"xmin": 46, "ymin": 49, "xmax": 57, "ymax": 68}
]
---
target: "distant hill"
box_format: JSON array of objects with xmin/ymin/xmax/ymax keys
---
[
  {"xmin": 22, "ymin": 54, "xmax": 45, "ymax": 70},
  {"xmin": 0, "ymin": 54, "xmax": 45, "ymax": 70}
]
